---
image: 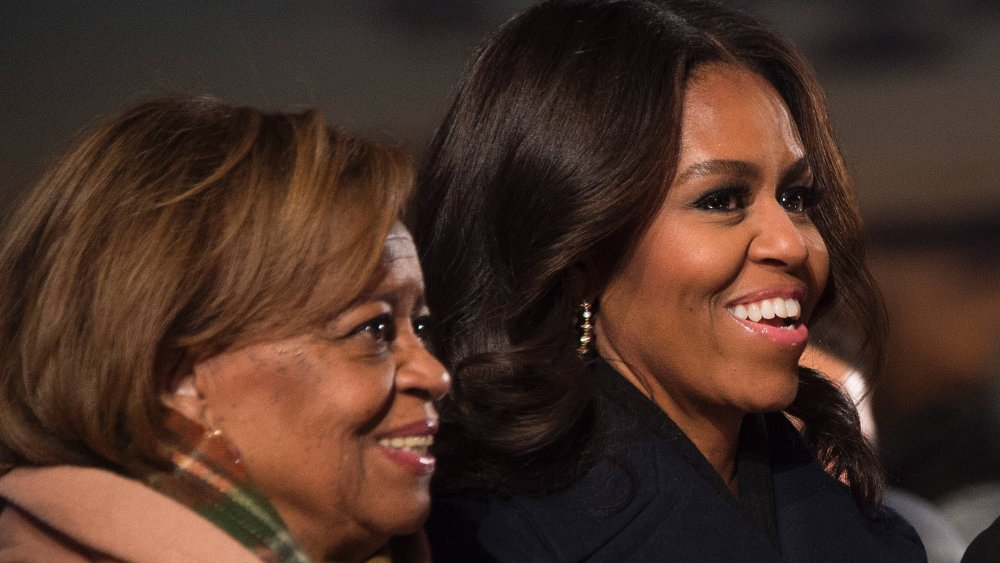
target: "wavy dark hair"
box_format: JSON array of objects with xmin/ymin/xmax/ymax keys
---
[{"xmin": 413, "ymin": 0, "xmax": 886, "ymax": 509}]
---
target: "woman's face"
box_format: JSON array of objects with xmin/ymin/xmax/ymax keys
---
[
  {"xmin": 596, "ymin": 64, "xmax": 829, "ymax": 434},
  {"xmin": 180, "ymin": 225, "xmax": 450, "ymax": 561}
]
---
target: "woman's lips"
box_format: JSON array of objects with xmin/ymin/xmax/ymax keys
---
[
  {"xmin": 729, "ymin": 316, "xmax": 810, "ymax": 347},
  {"xmin": 376, "ymin": 419, "xmax": 438, "ymax": 475},
  {"xmin": 727, "ymin": 296, "xmax": 809, "ymax": 347}
]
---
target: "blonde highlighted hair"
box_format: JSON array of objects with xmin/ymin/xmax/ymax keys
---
[{"xmin": 0, "ymin": 95, "xmax": 413, "ymax": 473}]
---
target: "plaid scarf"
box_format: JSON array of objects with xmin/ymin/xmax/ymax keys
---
[{"xmin": 136, "ymin": 411, "xmax": 313, "ymax": 563}]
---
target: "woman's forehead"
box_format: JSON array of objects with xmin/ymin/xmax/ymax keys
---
[
  {"xmin": 383, "ymin": 223, "xmax": 417, "ymax": 263},
  {"xmin": 368, "ymin": 225, "xmax": 423, "ymax": 303}
]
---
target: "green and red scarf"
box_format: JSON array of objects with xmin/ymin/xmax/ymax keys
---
[{"xmin": 137, "ymin": 411, "xmax": 313, "ymax": 563}]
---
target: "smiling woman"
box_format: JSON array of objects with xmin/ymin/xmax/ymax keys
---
[
  {"xmin": 0, "ymin": 96, "xmax": 449, "ymax": 562},
  {"xmin": 413, "ymin": 0, "xmax": 925, "ymax": 561},
  {"xmin": 595, "ymin": 65, "xmax": 832, "ymax": 483}
]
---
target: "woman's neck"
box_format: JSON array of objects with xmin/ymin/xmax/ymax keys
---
[
  {"xmin": 682, "ymin": 415, "xmax": 741, "ymax": 496},
  {"xmin": 601, "ymin": 356, "xmax": 744, "ymax": 495}
]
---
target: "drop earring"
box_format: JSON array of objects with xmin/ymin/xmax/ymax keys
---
[
  {"xmin": 192, "ymin": 380, "xmax": 243, "ymax": 466},
  {"xmin": 576, "ymin": 300, "xmax": 593, "ymax": 356}
]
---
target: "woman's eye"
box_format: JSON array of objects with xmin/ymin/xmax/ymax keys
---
[
  {"xmin": 778, "ymin": 187, "xmax": 822, "ymax": 213},
  {"xmin": 693, "ymin": 187, "xmax": 747, "ymax": 212},
  {"xmin": 348, "ymin": 314, "xmax": 396, "ymax": 345},
  {"xmin": 412, "ymin": 315, "xmax": 435, "ymax": 344}
]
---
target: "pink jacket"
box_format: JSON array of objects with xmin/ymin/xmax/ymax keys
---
[{"xmin": 0, "ymin": 465, "xmax": 259, "ymax": 562}]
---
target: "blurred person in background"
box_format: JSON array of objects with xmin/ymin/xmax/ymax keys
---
[
  {"xmin": 803, "ymin": 344, "xmax": 966, "ymax": 563},
  {"xmin": 866, "ymin": 219, "xmax": 1000, "ymax": 552},
  {"xmin": 804, "ymin": 216, "xmax": 1000, "ymax": 561}
]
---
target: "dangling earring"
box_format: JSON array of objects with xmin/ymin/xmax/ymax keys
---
[
  {"xmin": 576, "ymin": 300, "xmax": 594, "ymax": 356},
  {"xmin": 191, "ymin": 379, "xmax": 243, "ymax": 466},
  {"xmin": 201, "ymin": 425, "xmax": 243, "ymax": 466}
]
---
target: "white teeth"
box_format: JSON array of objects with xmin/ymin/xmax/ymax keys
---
[
  {"xmin": 760, "ymin": 300, "xmax": 775, "ymax": 319},
  {"xmin": 728, "ymin": 298, "xmax": 802, "ymax": 322},
  {"xmin": 785, "ymin": 299, "xmax": 800, "ymax": 318},
  {"xmin": 773, "ymin": 298, "xmax": 787, "ymax": 318},
  {"xmin": 379, "ymin": 435, "xmax": 434, "ymax": 453}
]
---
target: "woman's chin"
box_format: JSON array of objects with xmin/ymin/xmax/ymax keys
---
[
  {"xmin": 742, "ymin": 373, "xmax": 800, "ymax": 414},
  {"xmin": 376, "ymin": 492, "xmax": 432, "ymax": 538}
]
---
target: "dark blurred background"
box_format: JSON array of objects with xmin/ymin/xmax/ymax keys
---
[{"xmin": 3, "ymin": 1, "xmax": 998, "ymax": 558}]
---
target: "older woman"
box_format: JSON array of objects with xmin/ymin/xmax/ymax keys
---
[
  {"xmin": 413, "ymin": 0, "xmax": 925, "ymax": 560},
  {"xmin": 0, "ymin": 96, "xmax": 449, "ymax": 562}
]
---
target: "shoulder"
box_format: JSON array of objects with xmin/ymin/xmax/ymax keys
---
[
  {"xmin": 426, "ymin": 495, "xmax": 544, "ymax": 562},
  {"xmin": 427, "ymin": 415, "xmax": 652, "ymax": 561},
  {"xmin": 764, "ymin": 415, "xmax": 927, "ymax": 562},
  {"xmin": 963, "ymin": 514, "xmax": 1000, "ymax": 563},
  {"xmin": 427, "ymin": 410, "xmax": 786, "ymax": 562},
  {"xmin": 0, "ymin": 502, "xmax": 93, "ymax": 562},
  {"xmin": 0, "ymin": 465, "xmax": 258, "ymax": 562}
]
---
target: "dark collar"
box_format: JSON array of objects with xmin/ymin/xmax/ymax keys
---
[{"xmin": 590, "ymin": 358, "xmax": 781, "ymax": 549}]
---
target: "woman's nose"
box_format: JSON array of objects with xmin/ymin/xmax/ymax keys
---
[
  {"xmin": 747, "ymin": 202, "xmax": 812, "ymax": 269},
  {"xmin": 397, "ymin": 341, "xmax": 451, "ymax": 401}
]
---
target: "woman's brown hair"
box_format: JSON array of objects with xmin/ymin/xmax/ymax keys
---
[
  {"xmin": 413, "ymin": 0, "xmax": 886, "ymax": 509},
  {"xmin": 0, "ymin": 95, "xmax": 413, "ymax": 474}
]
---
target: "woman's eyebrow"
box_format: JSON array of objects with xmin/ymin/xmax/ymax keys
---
[
  {"xmin": 368, "ymin": 278, "xmax": 427, "ymax": 311},
  {"xmin": 779, "ymin": 157, "xmax": 812, "ymax": 186},
  {"xmin": 674, "ymin": 157, "xmax": 812, "ymax": 186},
  {"xmin": 675, "ymin": 159, "xmax": 760, "ymax": 184}
]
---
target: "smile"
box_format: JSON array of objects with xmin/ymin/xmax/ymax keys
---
[
  {"xmin": 726, "ymin": 297, "xmax": 809, "ymax": 347},
  {"xmin": 727, "ymin": 297, "xmax": 801, "ymax": 326},
  {"xmin": 378, "ymin": 435, "xmax": 434, "ymax": 456}
]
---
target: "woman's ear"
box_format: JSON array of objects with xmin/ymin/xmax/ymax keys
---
[{"xmin": 161, "ymin": 371, "xmax": 207, "ymax": 425}]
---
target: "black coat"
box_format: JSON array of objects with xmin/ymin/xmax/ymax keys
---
[
  {"xmin": 427, "ymin": 361, "xmax": 926, "ymax": 562},
  {"xmin": 963, "ymin": 515, "xmax": 1000, "ymax": 563}
]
